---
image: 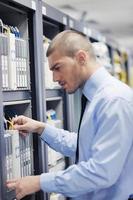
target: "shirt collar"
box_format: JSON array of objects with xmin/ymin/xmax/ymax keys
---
[{"xmin": 82, "ymin": 67, "xmax": 111, "ymax": 101}]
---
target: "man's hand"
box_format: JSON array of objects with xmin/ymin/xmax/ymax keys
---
[
  {"xmin": 6, "ymin": 176, "xmax": 41, "ymax": 200},
  {"xmin": 12, "ymin": 115, "xmax": 45, "ymax": 135}
]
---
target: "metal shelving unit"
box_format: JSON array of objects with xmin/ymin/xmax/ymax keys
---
[
  {"xmin": 41, "ymin": 0, "xmax": 69, "ymax": 131},
  {"xmin": 41, "ymin": 3, "xmax": 69, "ymax": 200}
]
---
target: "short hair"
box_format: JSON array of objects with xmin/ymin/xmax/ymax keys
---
[{"xmin": 46, "ymin": 30, "xmax": 96, "ymax": 60}]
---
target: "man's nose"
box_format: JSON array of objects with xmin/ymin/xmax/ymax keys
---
[{"xmin": 53, "ymin": 71, "xmax": 59, "ymax": 82}]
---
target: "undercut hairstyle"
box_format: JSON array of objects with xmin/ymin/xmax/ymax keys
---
[{"xmin": 46, "ymin": 30, "xmax": 96, "ymax": 61}]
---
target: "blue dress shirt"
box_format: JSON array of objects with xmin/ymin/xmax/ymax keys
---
[{"xmin": 40, "ymin": 67, "xmax": 133, "ymax": 200}]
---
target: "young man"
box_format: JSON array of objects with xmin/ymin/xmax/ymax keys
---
[{"xmin": 7, "ymin": 30, "xmax": 133, "ymax": 200}]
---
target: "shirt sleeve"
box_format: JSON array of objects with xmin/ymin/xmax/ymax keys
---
[
  {"xmin": 40, "ymin": 98, "xmax": 133, "ymax": 198},
  {"xmin": 40, "ymin": 124, "xmax": 77, "ymax": 157}
]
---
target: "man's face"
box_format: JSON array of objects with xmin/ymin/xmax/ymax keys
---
[{"xmin": 48, "ymin": 50, "xmax": 83, "ymax": 93}]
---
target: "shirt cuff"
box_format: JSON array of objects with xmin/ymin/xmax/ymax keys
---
[
  {"xmin": 40, "ymin": 123, "xmax": 59, "ymax": 144},
  {"xmin": 40, "ymin": 172, "xmax": 58, "ymax": 193}
]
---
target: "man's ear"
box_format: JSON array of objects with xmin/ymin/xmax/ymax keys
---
[{"xmin": 75, "ymin": 50, "xmax": 87, "ymax": 65}]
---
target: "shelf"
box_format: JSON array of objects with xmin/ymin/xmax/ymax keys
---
[
  {"xmin": 3, "ymin": 100, "xmax": 31, "ymax": 106},
  {"xmin": 46, "ymin": 89, "xmax": 63, "ymax": 100},
  {"xmin": 3, "ymin": 90, "xmax": 31, "ymax": 102}
]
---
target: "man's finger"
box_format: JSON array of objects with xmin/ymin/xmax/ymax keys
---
[
  {"xmin": 13, "ymin": 124, "xmax": 26, "ymax": 131},
  {"xmin": 6, "ymin": 182, "xmax": 16, "ymax": 190},
  {"xmin": 19, "ymin": 131, "xmax": 27, "ymax": 136},
  {"xmin": 12, "ymin": 115, "xmax": 25, "ymax": 125},
  {"xmin": 6, "ymin": 179, "xmax": 17, "ymax": 184}
]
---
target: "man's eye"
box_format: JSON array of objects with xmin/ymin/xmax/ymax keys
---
[{"xmin": 55, "ymin": 66, "xmax": 60, "ymax": 71}]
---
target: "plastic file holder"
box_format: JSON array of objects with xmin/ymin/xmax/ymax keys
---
[
  {"xmin": 46, "ymin": 117, "xmax": 66, "ymax": 200},
  {"xmin": 0, "ymin": 34, "xmax": 9, "ymax": 89},
  {"xmin": 47, "ymin": 119, "xmax": 64, "ymax": 169},
  {"xmin": 4, "ymin": 130, "xmax": 33, "ymax": 180},
  {"xmin": 15, "ymin": 38, "xmax": 29, "ymax": 89},
  {"xmin": 50, "ymin": 193, "xmax": 65, "ymax": 200},
  {"xmin": 8, "ymin": 32, "xmax": 17, "ymax": 90},
  {"xmin": 43, "ymin": 39, "xmax": 60, "ymax": 89},
  {"xmin": 0, "ymin": 33, "xmax": 29, "ymax": 90},
  {"xmin": 4, "ymin": 133, "xmax": 13, "ymax": 180}
]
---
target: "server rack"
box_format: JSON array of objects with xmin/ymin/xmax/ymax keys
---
[
  {"xmin": 41, "ymin": 2, "xmax": 69, "ymax": 200},
  {"xmin": 41, "ymin": 1, "xmax": 68, "ymax": 125},
  {"xmin": 31, "ymin": 1, "xmax": 46, "ymax": 200},
  {"xmin": 111, "ymin": 46, "xmax": 130, "ymax": 84},
  {"xmin": 127, "ymin": 50, "xmax": 133, "ymax": 87}
]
